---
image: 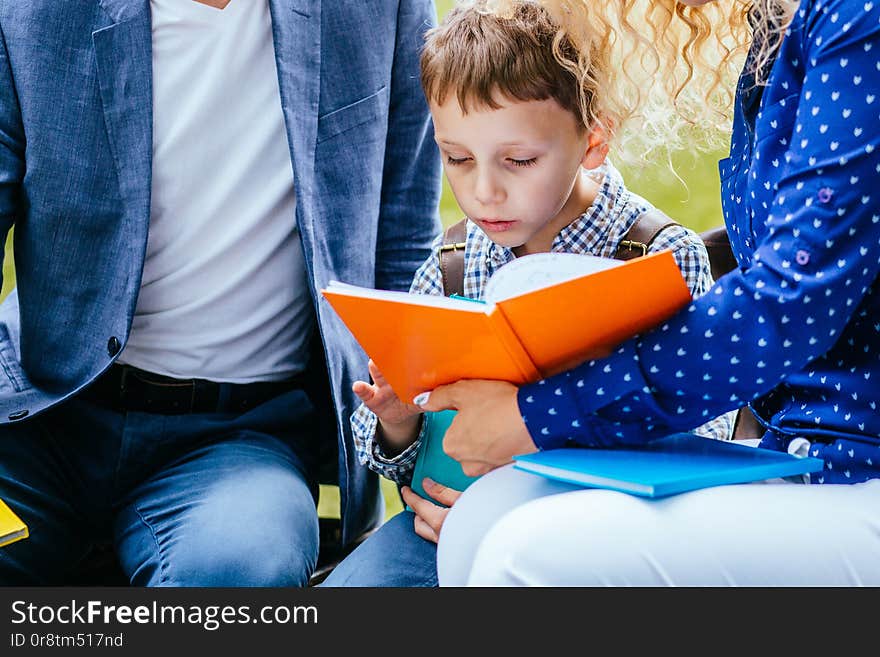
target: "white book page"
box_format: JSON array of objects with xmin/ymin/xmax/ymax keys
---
[
  {"xmin": 484, "ymin": 252, "xmax": 622, "ymax": 304},
  {"xmin": 324, "ymin": 281, "xmax": 487, "ymax": 312}
]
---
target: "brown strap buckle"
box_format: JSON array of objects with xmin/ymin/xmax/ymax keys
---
[
  {"xmin": 438, "ymin": 241, "xmax": 466, "ymax": 253},
  {"xmin": 440, "ymin": 218, "xmax": 468, "ymax": 297},
  {"xmin": 614, "ymin": 210, "xmax": 679, "ymax": 261},
  {"xmin": 616, "ymin": 239, "xmax": 648, "ymax": 258}
]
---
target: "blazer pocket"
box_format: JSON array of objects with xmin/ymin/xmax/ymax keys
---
[{"xmin": 317, "ymin": 86, "xmax": 389, "ymax": 144}]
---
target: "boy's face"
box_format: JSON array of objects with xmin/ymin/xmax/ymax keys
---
[{"xmin": 430, "ymin": 95, "xmax": 605, "ymax": 255}]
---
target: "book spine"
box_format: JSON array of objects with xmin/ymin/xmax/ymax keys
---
[{"xmin": 487, "ymin": 309, "xmax": 542, "ymax": 383}]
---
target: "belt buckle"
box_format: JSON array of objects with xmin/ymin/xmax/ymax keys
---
[
  {"xmin": 121, "ymin": 365, "xmax": 200, "ymax": 414},
  {"xmin": 156, "ymin": 378, "xmax": 198, "ymax": 414}
]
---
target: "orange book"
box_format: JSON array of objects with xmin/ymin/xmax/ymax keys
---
[{"xmin": 322, "ymin": 250, "xmax": 691, "ymax": 403}]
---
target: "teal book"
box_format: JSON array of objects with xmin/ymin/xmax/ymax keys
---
[
  {"xmin": 512, "ymin": 433, "xmax": 824, "ymax": 498},
  {"xmin": 410, "ymin": 410, "xmax": 479, "ymax": 504}
]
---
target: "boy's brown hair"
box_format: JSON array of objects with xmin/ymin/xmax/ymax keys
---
[{"xmin": 420, "ymin": 0, "xmax": 598, "ymax": 133}]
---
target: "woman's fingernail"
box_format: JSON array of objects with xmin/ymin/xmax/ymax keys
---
[
  {"xmin": 423, "ymin": 477, "xmax": 435, "ymax": 489},
  {"xmin": 413, "ymin": 391, "xmax": 431, "ymax": 406}
]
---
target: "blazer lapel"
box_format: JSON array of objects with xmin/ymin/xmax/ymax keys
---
[
  {"xmin": 268, "ymin": 0, "xmax": 321, "ymax": 230},
  {"xmin": 93, "ymin": 0, "xmax": 153, "ymax": 218}
]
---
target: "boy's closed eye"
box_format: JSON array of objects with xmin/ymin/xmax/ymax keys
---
[
  {"xmin": 444, "ymin": 154, "xmax": 539, "ymax": 168},
  {"xmin": 507, "ymin": 157, "xmax": 537, "ymax": 167}
]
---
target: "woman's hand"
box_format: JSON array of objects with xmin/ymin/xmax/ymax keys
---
[
  {"xmin": 401, "ymin": 479, "xmax": 461, "ymax": 544},
  {"xmin": 417, "ymin": 379, "xmax": 537, "ymax": 476},
  {"xmin": 353, "ymin": 359, "xmax": 423, "ymax": 454}
]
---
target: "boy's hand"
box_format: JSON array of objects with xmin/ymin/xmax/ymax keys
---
[
  {"xmin": 354, "ymin": 359, "xmax": 423, "ymax": 453},
  {"xmin": 401, "ymin": 480, "xmax": 461, "ymax": 544}
]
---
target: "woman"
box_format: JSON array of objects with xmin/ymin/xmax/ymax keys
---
[{"xmin": 418, "ymin": 0, "xmax": 880, "ymax": 585}]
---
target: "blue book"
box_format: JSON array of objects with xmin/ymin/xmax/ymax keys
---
[
  {"xmin": 512, "ymin": 433, "xmax": 824, "ymax": 498},
  {"xmin": 410, "ymin": 410, "xmax": 479, "ymax": 504}
]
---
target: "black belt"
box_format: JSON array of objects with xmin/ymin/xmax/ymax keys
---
[{"xmin": 82, "ymin": 363, "xmax": 306, "ymax": 415}]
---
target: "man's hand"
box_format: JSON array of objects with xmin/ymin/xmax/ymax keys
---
[
  {"xmin": 401, "ymin": 480, "xmax": 461, "ymax": 544},
  {"xmin": 353, "ymin": 359, "xmax": 422, "ymax": 454},
  {"xmin": 417, "ymin": 379, "xmax": 537, "ymax": 476}
]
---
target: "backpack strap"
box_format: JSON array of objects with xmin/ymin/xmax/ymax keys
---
[
  {"xmin": 614, "ymin": 210, "xmax": 679, "ymax": 261},
  {"xmin": 698, "ymin": 225, "xmax": 738, "ymax": 282},
  {"xmin": 439, "ymin": 218, "xmax": 468, "ymax": 297}
]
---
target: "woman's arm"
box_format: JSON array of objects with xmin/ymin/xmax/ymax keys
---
[{"xmin": 420, "ymin": 0, "xmax": 880, "ymax": 462}]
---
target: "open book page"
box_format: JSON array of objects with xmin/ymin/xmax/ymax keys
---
[
  {"xmin": 484, "ymin": 252, "xmax": 621, "ymax": 304},
  {"xmin": 491, "ymin": 251, "xmax": 691, "ymax": 378}
]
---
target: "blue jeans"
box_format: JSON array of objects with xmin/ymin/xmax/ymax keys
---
[
  {"xmin": 320, "ymin": 511, "xmax": 438, "ymax": 587},
  {"xmin": 0, "ymin": 389, "xmax": 321, "ymax": 586}
]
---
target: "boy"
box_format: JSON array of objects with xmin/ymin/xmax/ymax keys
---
[{"xmin": 322, "ymin": 0, "xmax": 728, "ymax": 587}]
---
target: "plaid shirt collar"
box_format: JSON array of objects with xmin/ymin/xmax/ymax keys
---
[{"xmin": 484, "ymin": 162, "xmax": 628, "ymax": 277}]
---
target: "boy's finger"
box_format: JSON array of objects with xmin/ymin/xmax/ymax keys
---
[
  {"xmin": 367, "ymin": 359, "xmax": 388, "ymax": 386},
  {"xmin": 351, "ymin": 380, "xmax": 374, "ymax": 401},
  {"xmin": 400, "ymin": 485, "xmax": 443, "ymax": 520},
  {"xmin": 414, "ymin": 500, "xmax": 450, "ymax": 535},
  {"xmin": 415, "ymin": 503, "xmax": 449, "ymax": 537},
  {"xmin": 412, "ymin": 514, "xmax": 439, "ymax": 544},
  {"xmin": 404, "ymin": 485, "xmax": 453, "ymax": 536},
  {"xmin": 421, "ymin": 478, "xmax": 462, "ymax": 507},
  {"xmin": 400, "ymin": 485, "xmax": 426, "ymax": 510}
]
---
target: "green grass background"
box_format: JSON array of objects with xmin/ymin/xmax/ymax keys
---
[{"xmin": 0, "ymin": 0, "xmax": 730, "ymax": 521}]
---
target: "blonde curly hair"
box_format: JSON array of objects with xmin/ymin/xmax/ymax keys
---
[{"xmin": 483, "ymin": 0, "xmax": 799, "ymax": 163}]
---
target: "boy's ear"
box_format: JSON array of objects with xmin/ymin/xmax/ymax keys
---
[{"xmin": 581, "ymin": 124, "xmax": 610, "ymax": 170}]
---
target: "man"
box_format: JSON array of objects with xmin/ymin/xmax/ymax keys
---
[{"xmin": 0, "ymin": 0, "xmax": 440, "ymax": 585}]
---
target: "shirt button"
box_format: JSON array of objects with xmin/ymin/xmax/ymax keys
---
[
  {"xmin": 795, "ymin": 249, "xmax": 810, "ymax": 266},
  {"xmin": 817, "ymin": 187, "xmax": 833, "ymax": 203},
  {"xmin": 107, "ymin": 336, "xmax": 121, "ymax": 357}
]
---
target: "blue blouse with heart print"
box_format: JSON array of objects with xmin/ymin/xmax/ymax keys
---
[{"xmin": 520, "ymin": 0, "xmax": 880, "ymax": 484}]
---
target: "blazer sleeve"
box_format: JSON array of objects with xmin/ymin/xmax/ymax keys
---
[
  {"xmin": 374, "ymin": 0, "xmax": 443, "ymax": 292},
  {"xmin": 0, "ymin": 18, "xmax": 24, "ymax": 287}
]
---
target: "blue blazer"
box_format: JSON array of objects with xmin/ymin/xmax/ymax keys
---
[{"xmin": 0, "ymin": 0, "xmax": 442, "ymax": 543}]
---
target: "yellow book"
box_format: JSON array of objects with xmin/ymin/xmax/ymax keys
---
[{"xmin": 0, "ymin": 498, "xmax": 28, "ymax": 548}]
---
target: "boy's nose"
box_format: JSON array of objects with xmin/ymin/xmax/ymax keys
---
[{"xmin": 474, "ymin": 170, "xmax": 505, "ymax": 206}]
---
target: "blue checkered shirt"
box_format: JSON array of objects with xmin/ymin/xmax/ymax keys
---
[{"xmin": 352, "ymin": 162, "xmax": 734, "ymax": 484}]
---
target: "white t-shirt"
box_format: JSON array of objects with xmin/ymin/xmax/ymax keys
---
[{"xmin": 119, "ymin": 0, "xmax": 314, "ymax": 383}]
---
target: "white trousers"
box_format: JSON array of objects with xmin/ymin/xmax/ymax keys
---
[{"xmin": 437, "ymin": 463, "xmax": 880, "ymax": 586}]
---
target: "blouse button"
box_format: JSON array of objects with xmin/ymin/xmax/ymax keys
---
[
  {"xmin": 795, "ymin": 249, "xmax": 810, "ymax": 266},
  {"xmin": 817, "ymin": 187, "xmax": 833, "ymax": 203}
]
